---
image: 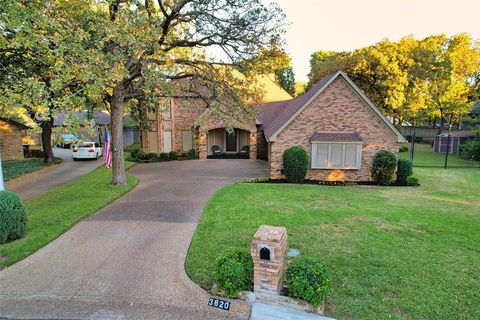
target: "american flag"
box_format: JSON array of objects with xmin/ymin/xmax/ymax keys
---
[{"xmin": 104, "ymin": 127, "xmax": 112, "ymax": 169}]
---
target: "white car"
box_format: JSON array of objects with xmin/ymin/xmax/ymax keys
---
[{"xmin": 73, "ymin": 142, "xmax": 103, "ymax": 160}]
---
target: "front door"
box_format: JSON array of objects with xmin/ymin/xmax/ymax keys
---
[{"xmin": 226, "ymin": 130, "xmax": 237, "ymax": 152}]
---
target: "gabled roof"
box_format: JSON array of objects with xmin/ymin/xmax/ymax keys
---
[
  {"xmin": 0, "ymin": 117, "xmax": 31, "ymax": 130},
  {"xmin": 257, "ymin": 70, "xmax": 406, "ymax": 143}
]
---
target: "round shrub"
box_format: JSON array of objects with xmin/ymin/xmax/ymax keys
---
[
  {"xmin": 286, "ymin": 256, "xmax": 329, "ymax": 308},
  {"xmin": 187, "ymin": 148, "xmax": 197, "ymax": 159},
  {"xmin": 0, "ymin": 190, "xmax": 27, "ymax": 244},
  {"xmin": 168, "ymin": 150, "xmax": 177, "ymax": 160},
  {"xmin": 396, "ymin": 158, "xmax": 413, "ymax": 185},
  {"xmin": 459, "ymin": 140, "xmax": 480, "ymax": 161},
  {"xmin": 213, "ymin": 248, "xmax": 253, "ymax": 298},
  {"xmin": 406, "ymin": 176, "xmax": 419, "ymax": 186},
  {"xmin": 159, "ymin": 152, "xmax": 170, "ymax": 161},
  {"xmin": 371, "ymin": 150, "xmax": 397, "ymax": 186},
  {"xmin": 399, "ymin": 145, "xmax": 408, "ymax": 153},
  {"xmin": 283, "ymin": 146, "xmax": 309, "ymax": 183}
]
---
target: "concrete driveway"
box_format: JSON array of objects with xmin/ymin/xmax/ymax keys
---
[
  {"xmin": 6, "ymin": 147, "xmax": 103, "ymax": 200},
  {"xmin": 0, "ymin": 159, "xmax": 267, "ymax": 319}
]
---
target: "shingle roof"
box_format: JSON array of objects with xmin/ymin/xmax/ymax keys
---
[
  {"xmin": 257, "ymin": 72, "xmax": 338, "ymax": 140},
  {"xmin": 0, "ymin": 117, "xmax": 31, "ymax": 130},
  {"xmin": 256, "ymin": 70, "xmax": 406, "ymax": 143},
  {"xmin": 310, "ymin": 131, "xmax": 363, "ymax": 142}
]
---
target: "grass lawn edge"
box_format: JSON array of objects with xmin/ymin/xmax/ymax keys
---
[{"xmin": 0, "ymin": 161, "xmax": 138, "ymax": 269}]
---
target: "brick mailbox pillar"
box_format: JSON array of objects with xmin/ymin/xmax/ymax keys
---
[{"xmin": 251, "ymin": 225, "xmax": 288, "ymax": 293}]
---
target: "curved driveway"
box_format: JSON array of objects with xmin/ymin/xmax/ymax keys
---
[
  {"xmin": 6, "ymin": 147, "xmax": 102, "ymax": 200},
  {"xmin": 0, "ymin": 159, "xmax": 267, "ymax": 319}
]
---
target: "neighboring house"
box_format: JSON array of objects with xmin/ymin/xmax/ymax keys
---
[
  {"xmin": 53, "ymin": 110, "xmax": 140, "ymax": 149},
  {"xmin": 143, "ymin": 71, "xmax": 406, "ymax": 181},
  {"xmin": 0, "ymin": 118, "xmax": 31, "ymax": 161}
]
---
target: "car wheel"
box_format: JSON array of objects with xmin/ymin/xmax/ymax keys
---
[{"xmin": 73, "ymin": 157, "xmax": 77, "ymax": 161}]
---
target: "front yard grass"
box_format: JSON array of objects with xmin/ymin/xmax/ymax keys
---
[
  {"xmin": 2, "ymin": 157, "xmax": 62, "ymax": 180},
  {"xmin": 0, "ymin": 162, "xmax": 137, "ymax": 269},
  {"xmin": 186, "ymin": 148, "xmax": 480, "ymax": 319}
]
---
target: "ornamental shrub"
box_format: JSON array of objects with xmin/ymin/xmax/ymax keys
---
[
  {"xmin": 406, "ymin": 176, "xmax": 419, "ymax": 186},
  {"xmin": 371, "ymin": 150, "xmax": 397, "ymax": 186},
  {"xmin": 396, "ymin": 158, "xmax": 413, "ymax": 185},
  {"xmin": 459, "ymin": 140, "xmax": 480, "ymax": 161},
  {"xmin": 159, "ymin": 152, "xmax": 170, "ymax": 161},
  {"xmin": 283, "ymin": 146, "xmax": 309, "ymax": 183},
  {"xmin": 168, "ymin": 150, "xmax": 177, "ymax": 160},
  {"xmin": 213, "ymin": 248, "xmax": 253, "ymax": 298},
  {"xmin": 187, "ymin": 148, "xmax": 197, "ymax": 159},
  {"xmin": 286, "ymin": 256, "xmax": 330, "ymax": 308},
  {"xmin": 0, "ymin": 191, "xmax": 27, "ymax": 244}
]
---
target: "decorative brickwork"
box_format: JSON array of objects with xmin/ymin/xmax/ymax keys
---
[
  {"xmin": 251, "ymin": 225, "xmax": 288, "ymax": 293},
  {"xmin": 269, "ymin": 77, "xmax": 399, "ymax": 181},
  {"xmin": 0, "ymin": 120, "xmax": 25, "ymax": 161}
]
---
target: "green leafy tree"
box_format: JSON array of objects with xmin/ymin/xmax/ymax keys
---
[
  {"xmin": 0, "ymin": 0, "xmax": 104, "ymax": 163},
  {"xmin": 89, "ymin": 0, "xmax": 286, "ymax": 185}
]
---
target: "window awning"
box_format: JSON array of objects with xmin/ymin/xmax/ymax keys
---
[{"xmin": 309, "ymin": 131, "xmax": 363, "ymax": 142}]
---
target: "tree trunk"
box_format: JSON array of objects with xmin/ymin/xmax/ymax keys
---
[
  {"xmin": 110, "ymin": 82, "xmax": 127, "ymax": 185},
  {"xmin": 40, "ymin": 117, "xmax": 55, "ymax": 163}
]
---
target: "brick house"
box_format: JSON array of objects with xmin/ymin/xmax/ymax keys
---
[
  {"xmin": 142, "ymin": 71, "xmax": 406, "ymax": 181},
  {"xmin": 0, "ymin": 118, "xmax": 30, "ymax": 161}
]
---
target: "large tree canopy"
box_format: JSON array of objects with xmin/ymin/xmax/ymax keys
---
[
  {"xmin": 308, "ymin": 34, "xmax": 480, "ymax": 127},
  {"xmin": 1, "ymin": 0, "xmax": 286, "ymax": 184}
]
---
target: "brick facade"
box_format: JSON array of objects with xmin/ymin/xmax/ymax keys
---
[
  {"xmin": 269, "ymin": 77, "xmax": 399, "ymax": 181},
  {"xmin": 0, "ymin": 120, "xmax": 25, "ymax": 161}
]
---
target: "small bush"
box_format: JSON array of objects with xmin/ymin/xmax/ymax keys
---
[
  {"xmin": 168, "ymin": 150, "xmax": 177, "ymax": 160},
  {"xmin": 459, "ymin": 140, "xmax": 480, "ymax": 161},
  {"xmin": 371, "ymin": 150, "xmax": 397, "ymax": 186},
  {"xmin": 286, "ymin": 256, "xmax": 329, "ymax": 308},
  {"xmin": 159, "ymin": 152, "xmax": 170, "ymax": 161},
  {"xmin": 399, "ymin": 145, "xmax": 409, "ymax": 153},
  {"xmin": 147, "ymin": 152, "xmax": 158, "ymax": 161},
  {"xmin": 130, "ymin": 148, "xmax": 141, "ymax": 159},
  {"xmin": 0, "ymin": 191, "xmax": 27, "ymax": 244},
  {"xmin": 25, "ymin": 149, "xmax": 45, "ymax": 158},
  {"xmin": 396, "ymin": 158, "xmax": 413, "ymax": 185},
  {"xmin": 406, "ymin": 176, "xmax": 419, "ymax": 186},
  {"xmin": 213, "ymin": 248, "xmax": 253, "ymax": 298},
  {"xmin": 187, "ymin": 148, "xmax": 197, "ymax": 159},
  {"xmin": 283, "ymin": 146, "xmax": 309, "ymax": 183}
]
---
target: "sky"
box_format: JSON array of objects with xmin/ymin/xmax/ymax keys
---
[{"xmin": 271, "ymin": 0, "xmax": 480, "ymax": 82}]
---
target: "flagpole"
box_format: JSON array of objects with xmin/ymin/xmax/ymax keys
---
[{"xmin": 0, "ymin": 148, "xmax": 5, "ymax": 191}]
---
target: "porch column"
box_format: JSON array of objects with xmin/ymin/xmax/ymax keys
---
[
  {"xmin": 249, "ymin": 131, "xmax": 257, "ymax": 160},
  {"xmin": 198, "ymin": 132, "xmax": 207, "ymax": 160}
]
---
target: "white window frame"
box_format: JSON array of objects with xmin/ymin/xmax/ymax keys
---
[{"xmin": 311, "ymin": 141, "xmax": 362, "ymax": 169}]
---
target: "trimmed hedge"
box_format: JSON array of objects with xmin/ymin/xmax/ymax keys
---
[
  {"xmin": 286, "ymin": 256, "xmax": 330, "ymax": 308},
  {"xmin": 396, "ymin": 158, "xmax": 413, "ymax": 185},
  {"xmin": 459, "ymin": 140, "xmax": 480, "ymax": 161},
  {"xmin": 371, "ymin": 150, "xmax": 397, "ymax": 186},
  {"xmin": 406, "ymin": 176, "xmax": 419, "ymax": 186},
  {"xmin": 0, "ymin": 191, "xmax": 27, "ymax": 243},
  {"xmin": 213, "ymin": 248, "xmax": 253, "ymax": 298},
  {"xmin": 283, "ymin": 146, "xmax": 309, "ymax": 183}
]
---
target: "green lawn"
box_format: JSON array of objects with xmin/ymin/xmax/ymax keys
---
[
  {"xmin": 186, "ymin": 147, "xmax": 480, "ymax": 319},
  {"xmin": 402, "ymin": 142, "xmax": 479, "ymax": 168},
  {"xmin": 2, "ymin": 157, "xmax": 62, "ymax": 180},
  {"xmin": 0, "ymin": 162, "xmax": 137, "ymax": 268}
]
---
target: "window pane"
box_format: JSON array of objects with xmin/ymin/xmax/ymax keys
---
[
  {"xmin": 316, "ymin": 144, "xmax": 328, "ymax": 167},
  {"xmin": 344, "ymin": 144, "xmax": 357, "ymax": 167},
  {"xmin": 331, "ymin": 144, "xmax": 343, "ymax": 167}
]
